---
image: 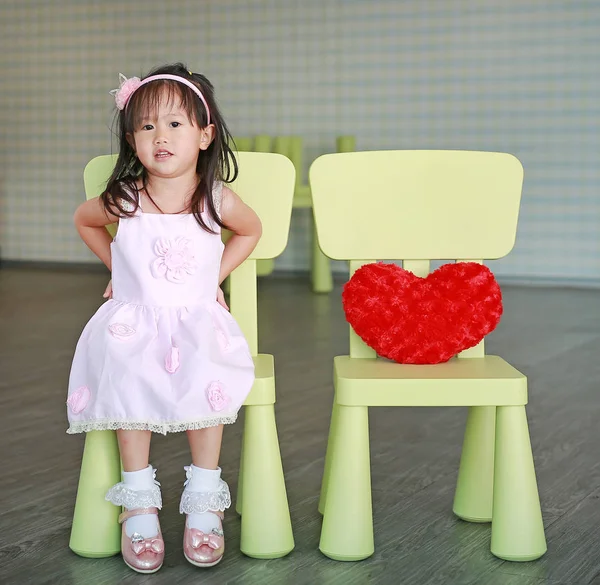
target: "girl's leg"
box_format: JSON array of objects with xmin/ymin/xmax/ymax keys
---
[
  {"xmin": 187, "ymin": 425, "xmax": 224, "ymax": 469},
  {"xmin": 182, "ymin": 425, "xmax": 228, "ymax": 535},
  {"xmin": 113, "ymin": 430, "xmax": 159, "ymax": 539},
  {"xmin": 117, "ymin": 429, "xmax": 152, "ymax": 471}
]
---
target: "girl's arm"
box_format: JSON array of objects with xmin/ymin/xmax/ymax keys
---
[
  {"xmin": 73, "ymin": 196, "xmax": 119, "ymax": 270},
  {"xmin": 218, "ymin": 186, "xmax": 262, "ymax": 284}
]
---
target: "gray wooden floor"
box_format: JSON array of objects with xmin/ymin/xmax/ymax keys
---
[{"xmin": 1, "ymin": 266, "xmax": 600, "ymax": 585}]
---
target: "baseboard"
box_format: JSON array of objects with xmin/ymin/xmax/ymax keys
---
[{"xmin": 2, "ymin": 260, "xmax": 599, "ymax": 290}]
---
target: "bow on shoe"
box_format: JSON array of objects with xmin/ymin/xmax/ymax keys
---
[
  {"xmin": 131, "ymin": 538, "xmax": 164, "ymax": 556},
  {"xmin": 190, "ymin": 529, "xmax": 222, "ymax": 550}
]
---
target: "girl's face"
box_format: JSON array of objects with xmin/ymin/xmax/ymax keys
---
[{"xmin": 127, "ymin": 90, "xmax": 213, "ymax": 181}]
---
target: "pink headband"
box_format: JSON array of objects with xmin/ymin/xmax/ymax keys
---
[{"xmin": 110, "ymin": 73, "xmax": 211, "ymax": 124}]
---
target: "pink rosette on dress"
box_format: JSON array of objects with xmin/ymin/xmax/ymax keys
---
[
  {"xmin": 151, "ymin": 237, "xmax": 198, "ymax": 284},
  {"xmin": 67, "ymin": 386, "xmax": 91, "ymax": 414},
  {"xmin": 108, "ymin": 323, "xmax": 136, "ymax": 340},
  {"xmin": 165, "ymin": 347, "xmax": 181, "ymax": 374},
  {"xmin": 205, "ymin": 382, "xmax": 230, "ymax": 412}
]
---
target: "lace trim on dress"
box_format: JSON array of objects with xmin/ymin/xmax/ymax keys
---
[
  {"xmin": 66, "ymin": 414, "xmax": 238, "ymax": 436},
  {"xmin": 212, "ymin": 181, "xmax": 224, "ymax": 218},
  {"xmin": 119, "ymin": 197, "xmax": 136, "ymax": 212},
  {"xmin": 117, "ymin": 182, "xmax": 139, "ymax": 213}
]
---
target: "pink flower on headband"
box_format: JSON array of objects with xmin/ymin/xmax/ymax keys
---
[
  {"xmin": 109, "ymin": 73, "xmax": 142, "ymax": 110},
  {"xmin": 108, "ymin": 72, "xmax": 211, "ymax": 123}
]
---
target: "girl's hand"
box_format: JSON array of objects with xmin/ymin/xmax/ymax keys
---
[
  {"xmin": 103, "ymin": 279, "xmax": 113, "ymax": 299},
  {"xmin": 217, "ymin": 286, "xmax": 229, "ymax": 311}
]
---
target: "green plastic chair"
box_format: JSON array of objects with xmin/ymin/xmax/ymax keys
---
[
  {"xmin": 252, "ymin": 135, "xmax": 276, "ymax": 277},
  {"xmin": 232, "ymin": 136, "xmax": 253, "ymax": 152},
  {"xmin": 70, "ymin": 152, "xmax": 296, "ymax": 560},
  {"xmin": 272, "ymin": 135, "xmax": 333, "ymax": 293},
  {"xmin": 309, "ymin": 150, "xmax": 546, "ymax": 562},
  {"xmin": 336, "ymin": 135, "xmax": 356, "ymax": 153},
  {"xmin": 253, "ymin": 134, "xmax": 272, "ymax": 153},
  {"xmin": 226, "ymin": 137, "xmax": 273, "ymax": 285}
]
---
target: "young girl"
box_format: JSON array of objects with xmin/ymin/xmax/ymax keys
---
[{"xmin": 67, "ymin": 63, "xmax": 261, "ymax": 573}]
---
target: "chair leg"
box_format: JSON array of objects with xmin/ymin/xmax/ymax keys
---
[
  {"xmin": 69, "ymin": 431, "xmax": 122, "ymax": 558},
  {"xmin": 257, "ymin": 259, "xmax": 275, "ymax": 277},
  {"xmin": 491, "ymin": 405, "xmax": 546, "ymax": 561},
  {"xmin": 319, "ymin": 405, "xmax": 373, "ymax": 561},
  {"xmin": 453, "ymin": 406, "xmax": 496, "ymax": 522},
  {"xmin": 239, "ymin": 404, "xmax": 294, "ymax": 558},
  {"xmin": 311, "ymin": 214, "xmax": 333, "ymax": 294},
  {"xmin": 236, "ymin": 431, "xmax": 245, "ymax": 516},
  {"xmin": 318, "ymin": 400, "xmax": 340, "ymax": 515}
]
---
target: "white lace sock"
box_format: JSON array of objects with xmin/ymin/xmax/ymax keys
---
[
  {"xmin": 122, "ymin": 465, "xmax": 160, "ymax": 538},
  {"xmin": 184, "ymin": 465, "xmax": 223, "ymax": 533}
]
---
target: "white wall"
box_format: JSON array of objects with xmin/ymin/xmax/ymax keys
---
[{"xmin": 1, "ymin": 1, "xmax": 599, "ymax": 283}]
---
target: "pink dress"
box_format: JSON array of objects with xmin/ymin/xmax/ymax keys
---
[{"xmin": 66, "ymin": 182, "xmax": 255, "ymax": 434}]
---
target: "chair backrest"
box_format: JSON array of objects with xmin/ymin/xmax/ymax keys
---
[
  {"xmin": 83, "ymin": 154, "xmax": 119, "ymax": 238},
  {"xmin": 273, "ymin": 136, "xmax": 304, "ymax": 186},
  {"xmin": 228, "ymin": 152, "xmax": 295, "ymax": 260},
  {"xmin": 310, "ymin": 150, "xmax": 523, "ymax": 262},
  {"xmin": 83, "ymin": 152, "xmax": 295, "ymax": 355},
  {"xmin": 309, "ymin": 150, "xmax": 524, "ymax": 358},
  {"xmin": 83, "ymin": 154, "xmax": 119, "ymax": 199}
]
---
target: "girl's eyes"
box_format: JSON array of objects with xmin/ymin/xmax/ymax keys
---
[{"xmin": 140, "ymin": 122, "xmax": 182, "ymax": 130}]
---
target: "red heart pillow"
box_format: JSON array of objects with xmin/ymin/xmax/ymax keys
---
[{"xmin": 342, "ymin": 262, "xmax": 503, "ymax": 364}]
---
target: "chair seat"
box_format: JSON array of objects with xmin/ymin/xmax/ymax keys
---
[
  {"xmin": 334, "ymin": 355, "xmax": 527, "ymax": 407},
  {"xmin": 293, "ymin": 184, "xmax": 312, "ymax": 208},
  {"xmin": 244, "ymin": 354, "xmax": 276, "ymax": 406}
]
